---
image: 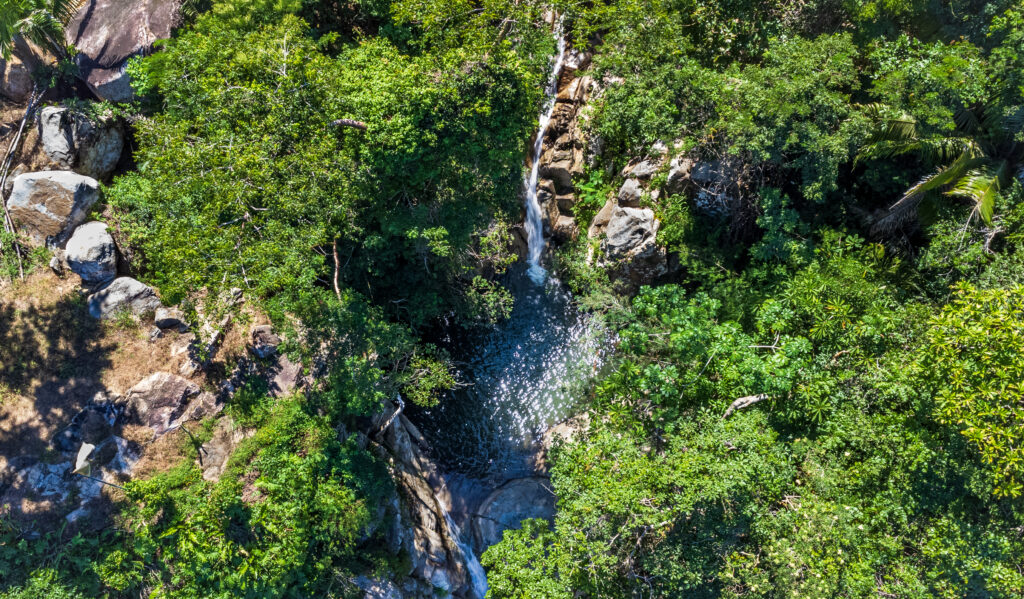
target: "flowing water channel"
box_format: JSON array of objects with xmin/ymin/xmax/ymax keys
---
[{"xmin": 404, "ymin": 25, "xmax": 601, "ymax": 597}]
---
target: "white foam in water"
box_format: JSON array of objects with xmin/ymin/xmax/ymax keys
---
[
  {"xmin": 437, "ymin": 495, "xmax": 489, "ymax": 598},
  {"xmin": 524, "ymin": 29, "xmax": 568, "ymax": 285}
]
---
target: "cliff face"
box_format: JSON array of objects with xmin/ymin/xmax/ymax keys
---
[{"xmin": 531, "ymin": 48, "xmax": 595, "ymax": 247}]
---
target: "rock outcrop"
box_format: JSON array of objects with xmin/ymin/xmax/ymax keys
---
[
  {"xmin": 249, "ymin": 324, "xmax": 281, "ymax": 359},
  {"xmin": 6, "ymin": 171, "xmax": 100, "ymax": 247},
  {"xmin": 154, "ymin": 307, "xmax": 188, "ymax": 330},
  {"xmin": 38, "ymin": 106, "xmax": 124, "ymax": 180},
  {"xmin": 66, "ymin": 0, "xmax": 183, "ymax": 102},
  {"xmin": 65, "ymin": 221, "xmax": 118, "ymax": 285},
  {"xmin": 371, "ymin": 413, "xmax": 481, "ymax": 598},
  {"xmin": 595, "ymin": 206, "xmax": 668, "ymax": 288},
  {"xmin": 472, "ymin": 477, "xmax": 555, "ymax": 550},
  {"xmin": 87, "ymin": 277, "xmax": 162, "ymax": 319},
  {"xmin": 0, "ymin": 56, "xmax": 33, "ymax": 102},
  {"xmin": 529, "ymin": 46, "xmax": 595, "ymax": 250},
  {"xmin": 126, "ymin": 372, "xmax": 219, "ymax": 437}
]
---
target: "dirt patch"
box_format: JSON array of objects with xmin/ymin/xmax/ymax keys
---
[
  {"xmin": 0, "ymin": 271, "xmax": 194, "ymax": 460},
  {"xmin": 0, "ymin": 268, "xmax": 275, "ymax": 529},
  {"xmin": 129, "ymin": 427, "xmax": 189, "ymax": 479}
]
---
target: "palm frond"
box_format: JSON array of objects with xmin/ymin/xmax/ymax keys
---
[
  {"xmin": 1005, "ymin": 106, "xmax": 1023, "ymax": 143},
  {"xmin": 855, "ymin": 139, "xmax": 920, "ymax": 165},
  {"xmin": 855, "ymin": 105, "xmax": 919, "ymax": 166},
  {"xmin": 870, "ymin": 155, "xmax": 988, "ymax": 235},
  {"xmin": 50, "ymin": 0, "xmax": 86, "ymax": 26},
  {"xmin": 945, "ymin": 161, "xmax": 1009, "ymax": 225},
  {"xmin": 914, "ymin": 137, "xmax": 984, "ymax": 164},
  {"xmin": 979, "ymin": 102, "xmax": 1008, "ymax": 136},
  {"xmin": 954, "ymin": 106, "xmax": 981, "ymax": 134}
]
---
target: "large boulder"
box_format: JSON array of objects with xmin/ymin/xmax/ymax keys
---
[
  {"xmin": 126, "ymin": 372, "xmax": 216, "ymax": 436},
  {"xmin": 6, "ymin": 171, "xmax": 100, "ymax": 247},
  {"xmin": 0, "ymin": 56, "xmax": 33, "ymax": 102},
  {"xmin": 472, "ymin": 478, "xmax": 555, "ymax": 551},
  {"xmin": 250, "ymin": 325, "xmax": 281, "ymax": 359},
  {"xmin": 38, "ymin": 106, "xmax": 124, "ymax": 180},
  {"xmin": 604, "ymin": 207, "xmax": 658, "ymax": 259},
  {"xmin": 601, "ymin": 207, "xmax": 668, "ymax": 287},
  {"xmin": 65, "ymin": 221, "xmax": 118, "ymax": 285},
  {"xmin": 154, "ymin": 307, "xmax": 188, "ymax": 330},
  {"xmin": 87, "ymin": 277, "xmax": 162, "ymax": 319},
  {"xmin": 625, "ymin": 158, "xmax": 660, "ymax": 180},
  {"xmin": 665, "ymin": 156, "xmax": 695, "ymax": 195},
  {"xmin": 66, "ymin": 0, "xmax": 183, "ymax": 102}
]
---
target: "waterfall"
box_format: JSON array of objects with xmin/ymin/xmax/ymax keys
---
[
  {"xmin": 523, "ymin": 29, "xmax": 568, "ymax": 285},
  {"xmin": 436, "ymin": 494, "xmax": 489, "ymax": 598}
]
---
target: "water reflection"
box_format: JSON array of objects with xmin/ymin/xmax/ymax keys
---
[{"xmin": 408, "ymin": 264, "xmax": 605, "ymax": 481}]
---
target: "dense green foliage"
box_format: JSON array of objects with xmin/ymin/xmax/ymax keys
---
[
  {"xmin": 108, "ymin": 401, "xmax": 390, "ymax": 598},
  {"xmin": 4, "ymin": 0, "xmax": 1024, "ymax": 597},
  {"xmin": 478, "ymin": 0, "xmax": 1024, "ymax": 597}
]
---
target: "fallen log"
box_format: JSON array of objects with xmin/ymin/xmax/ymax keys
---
[
  {"xmin": 722, "ymin": 394, "xmax": 769, "ymax": 418},
  {"xmin": 330, "ymin": 118, "xmax": 368, "ymax": 130}
]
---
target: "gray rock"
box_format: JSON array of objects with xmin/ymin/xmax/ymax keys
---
[
  {"xmin": 473, "ymin": 478, "xmax": 555, "ymax": 551},
  {"xmin": 617, "ymin": 178, "xmax": 644, "ymax": 207},
  {"xmin": 587, "ymin": 196, "xmax": 618, "ymax": 239},
  {"xmin": 604, "ymin": 207, "xmax": 658, "ymax": 259},
  {"xmin": 49, "ymin": 255, "xmax": 65, "ymax": 276},
  {"xmin": 665, "ymin": 156, "xmax": 694, "ymax": 195},
  {"xmin": 154, "ymin": 307, "xmax": 188, "ymax": 330},
  {"xmin": 552, "ymin": 215, "xmax": 577, "ymax": 243},
  {"xmin": 65, "ymin": 221, "xmax": 118, "ymax": 285},
  {"xmin": 87, "ymin": 277, "xmax": 162, "ymax": 319},
  {"xmin": 353, "ymin": 576, "xmax": 403, "ymax": 599},
  {"xmin": 126, "ymin": 372, "xmax": 218, "ymax": 436},
  {"xmin": 601, "ymin": 207, "xmax": 668, "ymax": 287},
  {"xmin": 0, "ymin": 56, "xmax": 33, "ymax": 102},
  {"xmin": 67, "ymin": 0, "xmax": 183, "ymax": 102},
  {"xmin": 6, "ymin": 171, "xmax": 100, "ymax": 247},
  {"xmin": 250, "ymin": 325, "xmax": 281, "ymax": 359},
  {"xmin": 627, "ymin": 159, "xmax": 659, "ymax": 180},
  {"xmin": 38, "ymin": 106, "xmax": 124, "ymax": 180},
  {"xmin": 270, "ymin": 354, "xmax": 303, "ymax": 397}
]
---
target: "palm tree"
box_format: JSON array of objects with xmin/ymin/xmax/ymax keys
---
[
  {"xmin": 857, "ymin": 102, "xmax": 1024, "ymax": 235},
  {"xmin": 0, "ymin": 0, "xmax": 84, "ymax": 63}
]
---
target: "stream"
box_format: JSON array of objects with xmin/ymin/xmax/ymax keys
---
[{"xmin": 403, "ymin": 23, "xmax": 601, "ymax": 597}]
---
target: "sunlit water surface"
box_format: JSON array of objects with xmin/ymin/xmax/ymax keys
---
[{"xmin": 407, "ymin": 264, "xmax": 606, "ymax": 481}]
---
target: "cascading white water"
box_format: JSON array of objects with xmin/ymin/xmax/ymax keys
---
[
  {"xmin": 523, "ymin": 30, "xmax": 568, "ymax": 285},
  {"xmin": 436, "ymin": 495, "xmax": 489, "ymax": 598}
]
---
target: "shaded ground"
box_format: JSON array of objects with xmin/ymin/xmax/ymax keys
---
[{"xmin": 0, "ymin": 270, "xmax": 193, "ymax": 530}]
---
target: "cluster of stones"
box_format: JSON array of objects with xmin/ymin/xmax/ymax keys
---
[{"xmin": 1, "ymin": 103, "xmax": 172, "ymax": 322}]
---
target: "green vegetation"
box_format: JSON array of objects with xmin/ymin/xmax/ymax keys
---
[
  {"xmin": 472, "ymin": 1, "xmax": 1024, "ymax": 596},
  {"xmin": 3, "ymin": 0, "xmax": 1024, "ymax": 597},
  {"xmin": 0, "ymin": 0, "xmax": 81, "ymax": 60}
]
